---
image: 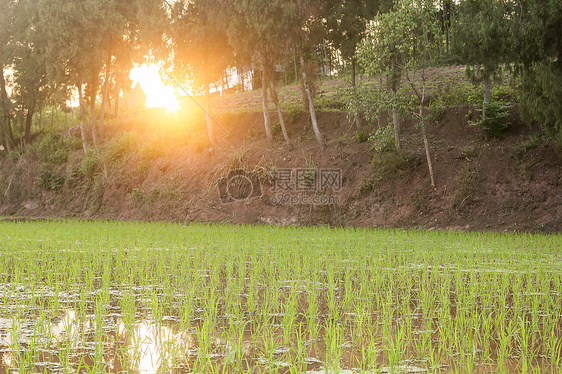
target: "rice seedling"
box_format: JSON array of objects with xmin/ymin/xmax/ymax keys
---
[{"xmin": 0, "ymin": 221, "xmax": 560, "ymax": 373}]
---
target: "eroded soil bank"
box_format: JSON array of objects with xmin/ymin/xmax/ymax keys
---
[{"xmin": 1, "ymin": 104, "xmax": 561, "ymax": 233}]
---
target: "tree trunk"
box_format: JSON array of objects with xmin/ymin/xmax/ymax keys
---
[
  {"xmin": 269, "ymin": 80, "xmax": 292, "ymax": 150},
  {"xmin": 205, "ymin": 85, "xmax": 215, "ymax": 147},
  {"xmin": 51, "ymin": 106, "xmax": 55, "ymax": 129},
  {"xmin": 483, "ymin": 76, "xmax": 492, "ymax": 118},
  {"xmin": 422, "ymin": 125, "xmax": 436, "ymax": 188},
  {"xmin": 294, "ymin": 55, "xmax": 298, "ymax": 84},
  {"xmin": 99, "ymin": 42, "xmax": 112, "ymax": 139},
  {"xmin": 422, "ymin": 123, "xmax": 435, "ymax": 188},
  {"xmin": 24, "ymin": 97, "xmax": 37, "ymax": 145},
  {"xmin": 78, "ymin": 85, "xmax": 88, "ymax": 153},
  {"xmin": 114, "ymin": 85, "xmax": 120, "ymax": 117},
  {"xmin": 261, "ymin": 69, "xmax": 273, "ymax": 141},
  {"xmin": 0, "ymin": 63, "xmax": 13, "ymax": 152},
  {"xmin": 351, "ymin": 57, "xmax": 356, "ymax": 88},
  {"xmin": 89, "ymin": 85, "xmax": 97, "ymax": 147},
  {"xmin": 389, "ymin": 85, "xmax": 402, "ymax": 151},
  {"xmin": 300, "ymin": 54, "xmax": 325, "ymax": 150},
  {"xmin": 390, "ymin": 107, "xmax": 401, "ymax": 151}
]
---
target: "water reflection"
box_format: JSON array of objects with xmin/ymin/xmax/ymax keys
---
[
  {"xmin": 129, "ymin": 321, "xmax": 193, "ymax": 374},
  {"xmin": 0, "ymin": 308, "xmax": 195, "ymax": 373}
]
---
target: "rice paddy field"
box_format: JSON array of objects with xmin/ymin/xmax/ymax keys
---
[{"xmin": 0, "ymin": 221, "xmax": 561, "ymax": 374}]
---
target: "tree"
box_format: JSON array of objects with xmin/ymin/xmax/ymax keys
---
[
  {"xmin": 226, "ymin": 0, "xmax": 294, "ymax": 148},
  {"xmin": 358, "ymin": 0, "xmax": 439, "ymax": 186},
  {"xmin": 512, "ymin": 0, "xmax": 562, "ymax": 143},
  {"xmin": 171, "ymin": 0, "xmax": 233, "ymax": 147},
  {"xmin": 38, "ymin": 0, "xmax": 130, "ymax": 152},
  {"xmin": 323, "ymin": 0, "xmax": 390, "ymax": 87},
  {"xmin": 0, "ymin": 0, "xmax": 16, "ymax": 152},
  {"xmin": 451, "ymin": 0, "xmax": 511, "ymax": 110},
  {"xmin": 358, "ymin": 0, "xmax": 436, "ymax": 150},
  {"xmin": 289, "ymin": 0, "xmax": 327, "ymax": 149},
  {"xmin": 97, "ymin": 0, "xmax": 133, "ymax": 139},
  {"xmin": 1, "ymin": 0, "xmax": 51, "ymax": 146}
]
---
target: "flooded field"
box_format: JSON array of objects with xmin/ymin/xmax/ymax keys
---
[{"xmin": 0, "ymin": 221, "xmax": 561, "ymax": 373}]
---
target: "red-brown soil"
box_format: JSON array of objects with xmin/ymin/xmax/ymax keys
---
[{"xmin": 1, "ymin": 81, "xmax": 561, "ymax": 233}]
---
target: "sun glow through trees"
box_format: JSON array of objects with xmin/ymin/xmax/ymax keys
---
[{"xmin": 129, "ymin": 64, "xmax": 179, "ymax": 112}]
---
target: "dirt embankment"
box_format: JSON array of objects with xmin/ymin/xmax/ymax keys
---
[{"xmin": 1, "ymin": 103, "xmax": 561, "ymax": 233}]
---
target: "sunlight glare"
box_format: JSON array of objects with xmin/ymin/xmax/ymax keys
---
[
  {"xmin": 129, "ymin": 64, "xmax": 179, "ymax": 112},
  {"xmin": 130, "ymin": 321, "xmax": 193, "ymax": 374}
]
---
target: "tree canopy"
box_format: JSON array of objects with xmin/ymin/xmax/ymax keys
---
[{"xmin": 0, "ymin": 0, "xmax": 561, "ymax": 152}]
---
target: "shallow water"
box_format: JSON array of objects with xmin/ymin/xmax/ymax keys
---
[{"xmin": 1, "ymin": 221, "xmax": 561, "ymax": 373}]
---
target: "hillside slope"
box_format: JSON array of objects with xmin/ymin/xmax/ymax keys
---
[{"xmin": 1, "ymin": 70, "xmax": 561, "ymax": 232}]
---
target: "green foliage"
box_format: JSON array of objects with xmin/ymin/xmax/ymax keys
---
[
  {"xmin": 324, "ymin": 0, "xmax": 389, "ymax": 62},
  {"xmin": 357, "ymin": 0, "xmax": 440, "ymax": 149},
  {"xmin": 37, "ymin": 163, "xmax": 65, "ymax": 191},
  {"xmin": 518, "ymin": 60, "xmax": 562, "ymax": 144},
  {"xmin": 510, "ymin": 0, "xmax": 562, "ymax": 143},
  {"xmin": 354, "ymin": 129, "xmax": 368, "ymax": 143},
  {"xmin": 7, "ymin": 146, "xmax": 24, "ymax": 162},
  {"xmin": 33, "ymin": 132, "xmax": 68, "ymax": 164},
  {"xmin": 315, "ymin": 94, "xmax": 346, "ymax": 111},
  {"xmin": 81, "ymin": 151, "xmax": 100, "ymax": 180},
  {"xmin": 370, "ymin": 151, "xmax": 417, "ymax": 185},
  {"xmin": 130, "ymin": 187, "xmax": 144, "ymax": 205},
  {"xmin": 358, "ymin": 0, "xmax": 440, "ymax": 84},
  {"xmin": 428, "ymin": 98, "xmax": 446, "ymax": 124},
  {"xmin": 369, "ymin": 125, "xmax": 395, "ymax": 152},
  {"xmin": 472, "ymin": 102, "xmax": 511, "ymax": 139},
  {"xmin": 441, "ymin": 83, "xmax": 482, "ymax": 106},
  {"xmin": 103, "ymin": 132, "xmax": 138, "ymax": 163},
  {"xmin": 451, "ymin": 0, "xmax": 511, "ymax": 88},
  {"xmin": 283, "ymin": 103, "xmax": 303, "ymax": 123}
]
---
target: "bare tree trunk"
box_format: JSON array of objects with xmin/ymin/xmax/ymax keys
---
[
  {"xmin": 269, "ymin": 80, "xmax": 292, "ymax": 150},
  {"xmin": 114, "ymin": 85, "xmax": 120, "ymax": 117},
  {"xmin": 300, "ymin": 54, "xmax": 325, "ymax": 150},
  {"xmin": 261, "ymin": 69, "xmax": 273, "ymax": 141},
  {"xmin": 294, "ymin": 54, "xmax": 298, "ymax": 84},
  {"xmin": 0, "ymin": 63, "xmax": 13, "ymax": 152},
  {"xmin": 390, "ymin": 91, "xmax": 402, "ymax": 151},
  {"xmin": 422, "ymin": 123, "xmax": 435, "ymax": 188},
  {"xmin": 99, "ymin": 42, "xmax": 112, "ymax": 138},
  {"xmin": 78, "ymin": 85, "xmax": 88, "ymax": 153},
  {"xmin": 417, "ymin": 71, "xmax": 435, "ymax": 188},
  {"xmin": 24, "ymin": 97, "xmax": 37, "ymax": 145},
  {"xmin": 6, "ymin": 115, "xmax": 13, "ymax": 152},
  {"xmin": 483, "ymin": 76, "xmax": 492, "ymax": 118},
  {"xmin": 351, "ymin": 57, "xmax": 356, "ymax": 88},
  {"xmin": 89, "ymin": 79, "xmax": 98, "ymax": 147},
  {"xmin": 205, "ymin": 85, "xmax": 215, "ymax": 147}
]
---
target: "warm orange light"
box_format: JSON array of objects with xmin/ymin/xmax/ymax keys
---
[{"xmin": 129, "ymin": 64, "xmax": 179, "ymax": 112}]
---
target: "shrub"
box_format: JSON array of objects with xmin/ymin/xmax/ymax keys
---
[
  {"xmin": 473, "ymin": 102, "xmax": 511, "ymax": 139},
  {"xmin": 103, "ymin": 132, "xmax": 138, "ymax": 163},
  {"xmin": 315, "ymin": 94, "xmax": 345, "ymax": 111},
  {"xmin": 441, "ymin": 82, "xmax": 482, "ymax": 106},
  {"xmin": 369, "ymin": 151, "xmax": 417, "ymax": 186},
  {"xmin": 369, "ymin": 125, "xmax": 395, "ymax": 152},
  {"xmin": 81, "ymin": 151, "xmax": 100, "ymax": 179},
  {"xmin": 355, "ymin": 130, "xmax": 369, "ymax": 143},
  {"xmin": 34, "ymin": 132, "xmax": 68, "ymax": 164},
  {"xmin": 283, "ymin": 103, "xmax": 303, "ymax": 123},
  {"xmin": 7, "ymin": 146, "xmax": 23, "ymax": 162},
  {"xmin": 428, "ymin": 98, "xmax": 446, "ymax": 124},
  {"xmin": 37, "ymin": 163, "xmax": 65, "ymax": 191}
]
